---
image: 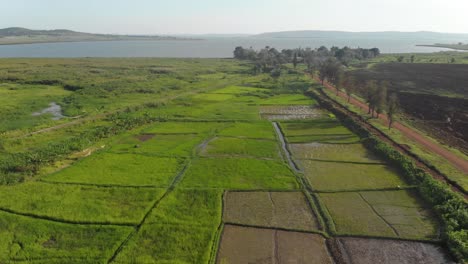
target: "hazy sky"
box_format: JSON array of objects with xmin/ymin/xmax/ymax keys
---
[{"xmin": 2, "ymin": 0, "xmax": 467, "ymax": 34}]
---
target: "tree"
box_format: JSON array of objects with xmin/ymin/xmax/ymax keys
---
[
  {"xmin": 363, "ymin": 80, "xmax": 378, "ymax": 116},
  {"xmin": 318, "ymin": 57, "xmax": 341, "ymax": 85},
  {"xmin": 292, "ymin": 53, "xmax": 298, "ymax": 69},
  {"xmin": 397, "ymin": 56, "xmax": 404, "ymax": 62},
  {"xmin": 410, "ymin": 55, "xmax": 415, "ymax": 63},
  {"xmin": 375, "ymin": 82, "xmax": 388, "ymax": 118},
  {"xmin": 387, "ymin": 93, "xmax": 399, "ymax": 129},
  {"xmin": 344, "ymin": 76, "xmax": 356, "ymax": 102},
  {"xmin": 335, "ymin": 71, "xmax": 345, "ymax": 96}
]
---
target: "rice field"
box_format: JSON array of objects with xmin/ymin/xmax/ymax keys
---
[{"xmin": 0, "ymin": 59, "xmax": 454, "ymax": 263}]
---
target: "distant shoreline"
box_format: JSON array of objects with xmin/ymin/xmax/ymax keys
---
[
  {"xmin": 0, "ymin": 37, "xmax": 203, "ymax": 46},
  {"xmin": 417, "ymin": 44, "xmax": 468, "ymax": 51}
]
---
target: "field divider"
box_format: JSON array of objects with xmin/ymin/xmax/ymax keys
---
[
  {"xmin": 312, "ymin": 186, "xmax": 418, "ymax": 193},
  {"xmin": 223, "ymin": 222, "xmax": 329, "ymax": 238},
  {"xmin": 0, "ymin": 206, "xmax": 136, "ymax": 227},
  {"xmin": 208, "ymin": 191, "xmax": 226, "ymax": 264},
  {"xmin": 332, "ymin": 234, "xmax": 443, "ymax": 244},
  {"xmin": 273, "ymin": 121, "xmax": 334, "ymax": 236},
  {"xmin": 38, "ymin": 179, "xmax": 168, "ymax": 189},
  {"xmin": 357, "ymin": 192, "xmax": 400, "ymax": 237},
  {"xmin": 107, "ymin": 160, "xmax": 192, "ymax": 263},
  {"xmin": 295, "ymin": 158, "xmax": 387, "ymax": 166}
]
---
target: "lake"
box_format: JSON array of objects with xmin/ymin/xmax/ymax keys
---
[{"xmin": 0, "ymin": 37, "xmax": 455, "ymax": 58}]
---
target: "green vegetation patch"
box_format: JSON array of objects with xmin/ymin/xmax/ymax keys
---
[
  {"xmin": 223, "ymin": 191, "xmax": 319, "ymax": 231},
  {"xmin": 218, "ymin": 122, "xmax": 276, "ymax": 140},
  {"xmin": 286, "ymin": 134, "xmax": 361, "ymax": 144},
  {"xmin": 202, "ymin": 137, "xmax": 281, "ymax": 160},
  {"xmin": 142, "ymin": 121, "xmax": 223, "ymax": 135},
  {"xmin": 290, "ymin": 143, "xmax": 382, "ymax": 163},
  {"xmin": 43, "ymin": 153, "xmax": 185, "ymax": 186},
  {"xmin": 180, "ymin": 157, "xmax": 298, "ymax": 190},
  {"xmin": 191, "ymin": 93, "xmax": 236, "ymax": 102},
  {"xmin": 281, "ymin": 120, "xmax": 355, "ymax": 137},
  {"xmin": 320, "ymin": 190, "xmax": 438, "ymax": 239},
  {"xmin": 110, "ymin": 133, "xmax": 204, "ymax": 157},
  {"xmin": 0, "ymin": 182, "xmax": 163, "ymax": 224},
  {"xmin": 300, "ymin": 160, "xmax": 407, "ymax": 191},
  {"xmin": 212, "ymin": 85, "xmax": 270, "ymax": 94},
  {"xmin": 0, "ymin": 211, "xmax": 131, "ymax": 262},
  {"xmin": 258, "ymin": 94, "xmax": 316, "ymax": 105},
  {"xmin": 114, "ymin": 189, "xmax": 222, "ymax": 263}
]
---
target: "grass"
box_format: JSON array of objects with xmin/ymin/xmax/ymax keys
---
[
  {"xmin": 217, "ymin": 122, "xmax": 276, "ymax": 140},
  {"xmin": 43, "ymin": 152, "xmax": 185, "ymax": 186},
  {"xmin": 202, "ymin": 137, "xmax": 281, "ymax": 159},
  {"xmin": 320, "ymin": 190, "xmax": 439, "ymax": 239},
  {"xmin": 300, "ymin": 160, "xmax": 408, "ymax": 192},
  {"xmin": 114, "ymin": 188, "xmax": 222, "ymax": 263},
  {"xmin": 0, "ymin": 210, "xmax": 132, "ymax": 262},
  {"xmin": 0, "ymin": 182, "xmax": 164, "ymax": 224},
  {"xmin": 180, "ymin": 157, "xmax": 298, "ymax": 190},
  {"xmin": 290, "ymin": 143, "xmax": 383, "ymax": 163},
  {"xmin": 109, "ymin": 133, "xmax": 205, "ymax": 157},
  {"xmin": 142, "ymin": 121, "xmax": 224, "ymax": 135}
]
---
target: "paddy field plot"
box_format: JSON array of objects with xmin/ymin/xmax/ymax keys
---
[
  {"xmin": 142, "ymin": 121, "xmax": 224, "ymax": 135},
  {"xmin": 210, "ymin": 85, "xmax": 270, "ymax": 95},
  {"xmin": 290, "ymin": 142, "xmax": 383, "ymax": 163},
  {"xmin": 43, "ymin": 152, "xmax": 185, "ymax": 187},
  {"xmin": 299, "ymin": 160, "xmax": 408, "ymax": 191},
  {"xmin": 223, "ymin": 191, "xmax": 320, "ymax": 231},
  {"xmin": 109, "ymin": 133, "xmax": 205, "ymax": 157},
  {"xmin": 180, "ymin": 157, "xmax": 298, "ymax": 190},
  {"xmin": 0, "ymin": 211, "xmax": 131, "ymax": 263},
  {"xmin": 0, "ymin": 182, "xmax": 163, "ymax": 224},
  {"xmin": 114, "ymin": 189, "xmax": 222, "ymax": 264},
  {"xmin": 201, "ymin": 137, "xmax": 281, "ymax": 160},
  {"xmin": 330, "ymin": 237, "xmax": 455, "ymax": 264},
  {"xmin": 280, "ymin": 120, "xmax": 360, "ymax": 143},
  {"xmin": 216, "ymin": 225, "xmax": 333, "ymax": 264},
  {"xmin": 319, "ymin": 190, "xmax": 438, "ymax": 239},
  {"xmin": 217, "ymin": 122, "xmax": 276, "ymax": 140}
]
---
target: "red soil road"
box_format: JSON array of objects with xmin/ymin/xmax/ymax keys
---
[{"xmin": 314, "ymin": 77, "xmax": 468, "ymax": 175}]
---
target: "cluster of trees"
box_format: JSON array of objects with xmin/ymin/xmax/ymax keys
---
[
  {"xmin": 332, "ymin": 75, "xmax": 400, "ymax": 128},
  {"xmin": 234, "ymin": 45, "xmax": 380, "ymax": 75}
]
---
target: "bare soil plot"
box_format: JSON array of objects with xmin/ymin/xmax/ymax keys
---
[
  {"xmin": 223, "ymin": 191, "xmax": 319, "ymax": 231},
  {"xmin": 260, "ymin": 105, "xmax": 324, "ymax": 120},
  {"xmin": 320, "ymin": 190, "xmax": 439, "ymax": 239},
  {"xmin": 201, "ymin": 137, "xmax": 281, "ymax": 160},
  {"xmin": 216, "ymin": 225, "xmax": 333, "ymax": 264},
  {"xmin": 329, "ymin": 237, "xmax": 455, "ymax": 264},
  {"xmin": 290, "ymin": 143, "xmax": 383, "ymax": 163},
  {"xmin": 298, "ymin": 160, "xmax": 408, "ymax": 191}
]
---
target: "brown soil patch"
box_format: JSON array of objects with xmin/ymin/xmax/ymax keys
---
[
  {"xmin": 135, "ymin": 133, "xmax": 155, "ymax": 142},
  {"xmin": 216, "ymin": 225, "xmax": 332, "ymax": 264},
  {"xmin": 223, "ymin": 191, "xmax": 319, "ymax": 231},
  {"xmin": 328, "ymin": 237, "xmax": 455, "ymax": 264}
]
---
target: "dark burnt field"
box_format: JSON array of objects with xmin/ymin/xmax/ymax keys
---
[{"xmin": 349, "ymin": 63, "xmax": 468, "ymax": 153}]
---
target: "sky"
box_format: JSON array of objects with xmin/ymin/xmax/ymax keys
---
[{"xmin": 1, "ymin": 0, "xmax": 468, "ymax": 35}]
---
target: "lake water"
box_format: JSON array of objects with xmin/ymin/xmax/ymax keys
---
[{"xmin": 0, "ymin": 37, "xmax": 456, "ymax": 58}]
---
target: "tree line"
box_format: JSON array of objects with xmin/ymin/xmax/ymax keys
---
[{"xmin": 233, "ymin": 45, "xmax": 399, "ymax": 128}]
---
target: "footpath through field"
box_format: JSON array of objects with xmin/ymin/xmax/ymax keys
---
[{"xmin": 313, "ymin": 77, "xmax": 468, "ymax": 175}]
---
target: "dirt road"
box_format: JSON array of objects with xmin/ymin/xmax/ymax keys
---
[{"xmin": 314, "ymin": 77, "xmax": 468, "ymax": 176}]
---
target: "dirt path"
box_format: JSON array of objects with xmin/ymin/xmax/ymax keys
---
[{"xmin": 314, "ymin": 77, "xmax": 468, "ymax": 175}]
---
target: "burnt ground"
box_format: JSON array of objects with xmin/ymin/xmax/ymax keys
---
[
  {"xmin": 348, "ymin": 63, "xmax": 468, "ymax": 154},
  {"xmin": 397, "ymin": 92, "xmax": 468, "ymax": 153}
]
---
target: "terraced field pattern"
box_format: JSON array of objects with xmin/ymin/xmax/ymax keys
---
[{"xmin": 0, "ymin": 61, "xmax": 456, "ymax": 263}]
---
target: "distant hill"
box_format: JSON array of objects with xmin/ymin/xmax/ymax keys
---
[
  {"xmin": 253, "ymin": 30, "xmax": 468, "ymax": 40},
  {"xmin": 0, "ymin": 27, "xmax": 196, "ymax": 45}
]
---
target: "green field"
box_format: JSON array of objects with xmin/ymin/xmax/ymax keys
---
[{"xmin": 0, "ymin": 58, "xmax": 453, "ymax": 263}]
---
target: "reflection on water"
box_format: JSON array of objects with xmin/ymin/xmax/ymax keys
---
[{"xmin": 32, "ymin": 102, "xmax": 64, "ymax": 120}]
